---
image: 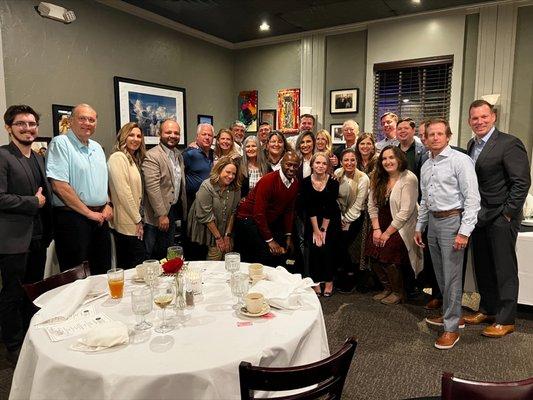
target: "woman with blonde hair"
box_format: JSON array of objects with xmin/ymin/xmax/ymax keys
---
[
  {"xmin": 108, "ymin": 122, "xmax": 147, "ymax": 269},
  {"xmin": 240, "ymin": 135, "xmax": 269, "ymax": 198},
  {"xmin": 315, "ymin": 129, "xmax": 332, "ymax": 154},
  {"xmin": 214, "ymin": 129, "xmax": 240, "ymax": 163},
  {"xmin": 187, "ymin": 156, "xmax": 242, "ymax": 260}
]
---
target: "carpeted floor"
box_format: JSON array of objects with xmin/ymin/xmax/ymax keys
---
[{"xmin": 0, "ymin": 292, "xmax": 531, "ymax": 400}]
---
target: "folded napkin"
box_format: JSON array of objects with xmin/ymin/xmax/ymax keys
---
[
  {"xmin": 251, "ymin": 267, "xmax": 316, "ymax": 310},
  {"xmin": 71, "ymin": 321, "xmax": 129, "ymax": 352},
  {"xmin": 33, "ymin": 276, "xmax": 107, "ymax": 325}
]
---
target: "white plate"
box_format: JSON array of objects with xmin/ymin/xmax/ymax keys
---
[
  {"xmin": 240, "ymin": 303, "xmax": 271, "ymax": 317},
  {"xmin": 522, "ymin": 219, "xmax": 533, "ymax": 227}
]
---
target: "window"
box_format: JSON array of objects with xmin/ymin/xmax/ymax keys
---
[{"xmin": 373, "ymin": 56, "xmax": 453, "ymax": 136}]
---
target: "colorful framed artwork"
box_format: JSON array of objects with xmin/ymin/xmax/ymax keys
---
[
  {"xmin": 238, "ymin": 90, "xmax": 258, "ymax": 132},
  {"xmin": 259, "ymin": 109, "xmax": 277, "ymax": 129},
  {"xmin": 197, "ymin": 114, "xmax": 213, "ymax": 126},
  {"xmin": 52, "ymin": 104, "xmax": 74, "ymax": 136},
  {"xmin": 330, "ymin": 88, "xmax": 359, "ymax": 114},
  {"xmin": 277, "ymin": 88, "xmax": 300, "ymax": 130},
  {"xmin": 114, "ymin": 76, "xmax": 186, "ymax": 146},
  {"xmin": 330, "ymin": 124, "xmax": 345, "ymax": 145}
]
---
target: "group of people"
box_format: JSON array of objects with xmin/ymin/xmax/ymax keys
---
[{"xmin": 0, "ymin": 98, "xmax": 530, "ymax": 363}]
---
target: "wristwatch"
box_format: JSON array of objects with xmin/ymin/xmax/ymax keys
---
[{"xmin": 320, "ymin": 227, "xmax": 326, "ymax": 232}]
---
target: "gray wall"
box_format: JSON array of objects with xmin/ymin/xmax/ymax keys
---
[
  {"xmin": 233, "ymin": 41, "xmax": 301, "ymax": 131},
  {"xmin": 0, "ymin": 0, "xmax": 234, "ymax": 153},
  {"xmin": 510, "ymin": 5, "xmax": 533, "ymax": 158},
  {"xmin": 458, "ymin": 14, "xmax": 479, "ymax": 149},
  {"xmin": 325, "ymin": 31, "xmax": 367, "ymax": 133}
]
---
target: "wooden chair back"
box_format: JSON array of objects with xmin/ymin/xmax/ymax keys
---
[
  {"xmin": 442, "ymin": 372, "xmax": 533, "ymax": 400},
  {"xmin": 239, "ymin": 337, "xmax": 357, "ymax": 400},
  {"xmin": 23, "ymin": 261, "xmax": 91, "ymax": 302}
]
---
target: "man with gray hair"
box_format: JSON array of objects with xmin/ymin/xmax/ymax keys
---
[
  {"xmin": 333, "ymin": 119, "xmax": 359, "ymax": 162},
  {"xmin": 230, "ymin": 120, "xmax": 245, "ymax": 155}
]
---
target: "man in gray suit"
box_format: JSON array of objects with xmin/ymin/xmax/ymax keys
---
[
  {"xmin": 464, "ymin": 99, "xmax": 531, "ymax": 337},
  {"xmin": 0, "ymin": 105, "xmax": 52, "ymax": 362},
  {"xmin": 142, "ymin": 119, "xmax": 187, "ymax": 260}
]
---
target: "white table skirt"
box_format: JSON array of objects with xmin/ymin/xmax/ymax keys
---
[{"xmin": 10, "ymin": 262, "xmax": 329, "ymax": 400}]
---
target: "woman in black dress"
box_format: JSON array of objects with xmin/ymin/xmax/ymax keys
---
[{"xmin": 302, "ymin": 152, "xmax": 341, "ymax": 297}]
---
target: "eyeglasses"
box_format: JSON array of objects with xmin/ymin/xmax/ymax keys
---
[
  {"xmin": 77, "ymin": 116, "xmax": 97, "ymax": 124},
  {"xmin": 12, "ymin": 121, "xmax": 39, "ymax": 129}
]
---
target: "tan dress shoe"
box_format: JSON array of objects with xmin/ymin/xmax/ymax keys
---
[
  {"xmin": 425, "ymin": 316, "xmax": 465, "ymax": 329},
  {"xmin": 463, "ymin": 312, "xmax": 495, "ymax": 325},
  {"xmin": 381, "ymin": 292, "xmax": 403, "ymax": 305},
  {"xmin": 424, "ymin": 298, "xmax": 443, "ymax": 310},
  {"xmin": 435, "ymin": 332, "xmax": 460, "ymax": 349},
  {"xmin": 372, "ymin": 290, "xmax": 391, "ymax": 301},
  {"xmin": 482, "ymin": 324, "xmax": 515, "ymax": 338}
]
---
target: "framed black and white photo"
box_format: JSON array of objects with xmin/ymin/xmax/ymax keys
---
[
  {"xmin": 31, "ymin": 137, "xmax": 51, "ymax": 156},
  {"xmin": 52, "ymin": 104, "xmax": 74, "ymax": 136},
  {"xmin": 330, "ymin": 88, "xmax": 359, "ymax": 114},
  {"xmin": 114, "ymin": 76, "xmax": 186, "ymax": 145},
  {"xmin": 259, "ymin": 109, "xmax": 277, "ymax": 129},
  {"xmin": 197, "ymin": 114, "xmax": 213, "ymax": 126},
  {"xmin": 330, "ymin": 124, "xmax": 345, "ymax": 145}
]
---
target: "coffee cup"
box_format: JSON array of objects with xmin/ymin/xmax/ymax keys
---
[
  {"xmin": 248, "ymin": 263, "xmax": 264, "ymax": 279},
  {"xmin": 245, "ymin": 292, "xmax": 265, "ymax": 314}
]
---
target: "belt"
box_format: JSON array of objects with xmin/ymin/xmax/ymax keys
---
[
  {"xmin": 56, "ymin": 205, "xmax": 106, "ymax": 212},
  {"xmin": 432, "ymin": 209, "xmax": 463, "ymax": 219}
]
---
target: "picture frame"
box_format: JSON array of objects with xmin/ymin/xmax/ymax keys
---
[
  {"xmin": 197, "ymin": 114, "xmax": 213, "ymax": 126},
  {"xmin": 114, "ymin": 76, "xmax": 186, "ymax": 146},
  {"xmin": 31, "ymin": 137, "xmax": 51, "ymax": 156},
  {"xmin": 259, "ymin": 109, "xmax": 277, "ymax": 129},
  {"xmin": 277, "ymin": 88, "xmax": 300, "ymax": 131},
  {"xmin": 330, "ymin": 124, "xmax": 345, "ymax": 145},
  {"xmin": 330, "ymin": 88, "xmax": 359, "ymax": 114},
  {"xmin": 238, "ymin": 90, "xmax": 258, "ymax": 133},
  {"xmin": 52, "ymin": 104, "xmax": 74, "ymax": 136}
]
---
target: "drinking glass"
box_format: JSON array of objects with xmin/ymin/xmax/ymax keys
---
[
  {"xmin": 143, "ymin": 260, "xmax": 160, "ymax": 288},
  {"xmin": 131, "ymin": 287, "xmax": 153, "ymax": 330},
  {"xmin": 230, "ymin": 272, "xmax": 249, "ymax": 310},
  {"xmin": 167, "ymin": 246, "xmax": 183, "ymax": 261},
  {"xmin": 225, "ymin": 252, "xmax": 241, "ymax": 281},
  {"xmin": 107, "ymin": 268, "xmax": 124, "ymax": 299},
  {"xmin": 153, "ymin": 282, "xmax": 175, "ymax": 333}
]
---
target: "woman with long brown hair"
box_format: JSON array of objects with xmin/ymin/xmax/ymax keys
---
[
  {"xmin": 265, "ymin": 131, "xmax": 288, "ymax": 171},
  {"xmin": 365, "ymin": 145, "xmax": 422, "ymax": 304}
]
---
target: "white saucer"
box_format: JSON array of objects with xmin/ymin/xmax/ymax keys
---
[
  {"xmin": 522, "ymin": 219, "xmax": 533, "ymax": 227},
  {"xmin": 240, "ymin": 303, "xmax": 271, "ymax": 317},
  {"xmin": 131, "ymin": 275, "xmax": 145, "ymax": 283},
  {"xmin": 249, "ymin": 273, "xmax": 266, "ymax": 283}
]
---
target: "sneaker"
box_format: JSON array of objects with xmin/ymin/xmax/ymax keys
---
[
  {"xmin": 425, "ymin": 316, "xmax": 465, "ymax": 329},
  {"xmin": 434, "ymin": 331, "xmax": 460, "ymax": 349}
]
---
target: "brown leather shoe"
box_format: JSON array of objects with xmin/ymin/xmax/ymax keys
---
[
  {"xmin": 463, "ymin": 312, "xmax": 495, "ymax": 325},
  {"xmin": 424, "ymin": 298, "xmax": 442, "ymax": 310},
  {"xmin": 372, "ymin": 290, "xmax": 391, "ymax": 301},
  {"xmin": 425, "ymin": 316, "xmax": 465, "ymax": 329},
  {"xmin": 435, "ymin": 332, "xmax": 460, "ymax": 350},
  {"xmin": 482, "ymin": 324, "xmax": 515, "ymax": 338}
]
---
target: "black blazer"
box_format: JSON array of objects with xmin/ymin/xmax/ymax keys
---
[
  {"xmin": 467, "ymin": 129, "xmax": 531, "ymax": 226},
  {"xmin": 0, "ymin": 142, "xmax": 53, "ymax": 254}
]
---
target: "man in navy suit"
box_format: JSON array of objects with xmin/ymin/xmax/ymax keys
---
[
  {"xmin": 464, "ymin": 99, "xmax": 531, "ymax": 337},
  {"xmin": 0, "ymin": 105, "xmax": 53, "ymax": 362}
]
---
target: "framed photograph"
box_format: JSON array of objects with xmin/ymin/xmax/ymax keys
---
[
  {"xmin": 330, "ymin": 124, "xmax": 345, "ymax": 145},
  {"xmin": 52, "ymin": 104, "xmax": 74, "ymax": 136},
  {"xmin": 238, "ymin": 90, "xmax": 258, "ymax": 132},
  {"xmin": 31, "ymin": 137, "xmax": 51, "ymax": 156},
  {"xmin": 330, "ymin": 88, "xmax": 359, "ymax": 114},
  {"xmin": 114, "ymin": 76, "xmax": 186, "ymax": 146},
  {"xmin": 197, "ymin": 114, "xmax": 213, "ymax": 126},
  {"xmin": 277, "ymin": 88, "xmax": 300, "ymax": 131},
  {"xmin": 259, "ymin": 109, "xmax": 277, "ymax": 129}
]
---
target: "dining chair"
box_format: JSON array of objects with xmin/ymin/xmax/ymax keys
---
[
  {"xmin": 239, "ymin": 336, "xmax": 357, "ymax": 400},
  {"xmin": 441, "ymin": 372, "xmax": 533, "ymax": 400},
  {"xmin": 22, "ymin": 261, "xmax": 91, "ymax": 302}
]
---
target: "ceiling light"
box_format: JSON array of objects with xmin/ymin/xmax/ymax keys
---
[
  {"xmin": 402, "ymin": 99, "xmax": 410, "ymax": 103},
  {"xmin": 259, "ymin": 21, "xmax": 270, "ymax": 31},
  {"xmin": 412, "ymin": 0, "xmax": 421, "ymax": 4}
]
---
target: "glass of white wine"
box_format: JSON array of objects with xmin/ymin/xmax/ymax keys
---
[{"xmin": 153, "ymin": 282, "xmax": 175, "ymax": 333}]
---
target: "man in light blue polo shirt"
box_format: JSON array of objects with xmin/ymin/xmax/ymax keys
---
[{"xmin": 46, "ymin": 104, "xmax": 112, "ymax": 274}]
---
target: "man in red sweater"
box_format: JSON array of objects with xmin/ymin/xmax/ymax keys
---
[{"xmin": 235, "ymin": 151, "xmax": 300, "ymax": 266}]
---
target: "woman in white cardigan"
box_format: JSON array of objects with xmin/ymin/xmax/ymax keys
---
[
  {"xmin": 108, "ymin": 122, "xmax": 146, "ymax": 269},
  {"xmin": 366, "ymin": 145, "xmax": 423, "ymax": 304}
]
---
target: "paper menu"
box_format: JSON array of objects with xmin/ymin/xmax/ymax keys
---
[{"xmin": 43, "ymin": 313, "xmax": 114, "ymax": 342}]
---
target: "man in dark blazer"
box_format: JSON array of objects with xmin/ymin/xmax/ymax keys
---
[
  {"xmin": 464, "ymin": 99, "xmax": 531, "ymax": 337},
  {"xmin": 0, "ymin": 105, "xmax": 52, "ymax": 362}
]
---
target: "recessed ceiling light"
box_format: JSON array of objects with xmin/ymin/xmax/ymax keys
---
[
  {"xmin": 402, "ymin": 99, "xmax": 410, "ymax": 103},
  {"xmin": 259, "ymin": 21, "xmax": 270, "ymax": 31},
  {"xmin": 412, "ymin": 0, "xmax": 421, "ymax": 4}
]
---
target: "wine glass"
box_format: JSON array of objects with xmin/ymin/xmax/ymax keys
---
[
  {"xmin": 143, "ymin": 260, "xmax": 160, "ymax": 288},
  {"xmin": 167, "ymin": 246, "xmax": 183, "ymax": 261},
  {"xmin": 225, "ymin": 252, "xmax": 241, "ymax": 281},
  {"xmin": 230, "ymin": 272, "xmax": 249, "ymax": 310},
  {"xmin": 131, "ymin": 287, "xmax": 153, "ymax": 331},
  {"xmin": 153, "ymin": 282, "xmax": 175, "ymax": 333}
]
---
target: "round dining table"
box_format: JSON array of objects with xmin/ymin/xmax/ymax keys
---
[{"xmin": 10, "ymin": 261, "xmax": 329, "ymax": 400}]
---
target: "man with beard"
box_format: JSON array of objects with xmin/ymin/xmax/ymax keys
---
[{"xmin": 142, "ymin": 119, "xmax": 187, "ymax": 260}]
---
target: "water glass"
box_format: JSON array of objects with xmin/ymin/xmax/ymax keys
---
[
  {"xmin": 225, "ymin": 252, "xmax": 241, "ymax": 276},
  {"xmin": 167, "ymin": 246, "xmax": 183, "ymax": 261},
  {"xmin": 185, "ymin": 267, "xmax": 203, "ymax": 295},
  {"xmin": 143, "ymin": 260, "xmax": 160, "ymax": 288},
  {"xmin": 230, "ymin": 272, "xmax": 249, "ymax": 310},
  {"xmin": 131, "ymin": 287, "xmax": 153, "ymax": 330}
]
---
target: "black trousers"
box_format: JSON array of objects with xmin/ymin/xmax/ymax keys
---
[
  {"xmin": 112, "ymin": 230, "xmax": 145, "ymax": 270},
  {"xmin": 471, "ymin": 214, "xmax": 520, "ymax": 325},
  {"xmin": 0, "ymin": 240, "xmax": 46, "ymax": 352},
  {"xmin": 53, "ymin": 208, "xmax": 111, "ymax": 275},
  {"xmin": 234, "ymin": 218, "xmax": 287, "ymax": 268}
]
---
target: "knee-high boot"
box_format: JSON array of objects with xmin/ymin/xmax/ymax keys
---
[
  {"xmin": 381, "ymin": 264, "xmax": 405, "ymax": 305},
  {"xmin": 372, "ymin": 262, "xmax": 391, "ymax": 301}
]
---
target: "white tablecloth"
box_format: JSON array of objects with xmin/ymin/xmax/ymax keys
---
[
  {"xmin": 10, "ymin": 262, "xmax": 329, "ymax": 400},
  {"xmin": 517, "ymin": 232, "xmax": 533, "ymax": 306}
]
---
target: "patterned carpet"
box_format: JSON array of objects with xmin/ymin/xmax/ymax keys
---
[{"xmin": 0, "ymin": 292, "xmax": 531, "ymax": 400}]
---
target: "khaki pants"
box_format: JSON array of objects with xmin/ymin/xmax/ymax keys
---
[{"xmin": 207, "ymin": 246, "xmax": 223, "ymax": 261}]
